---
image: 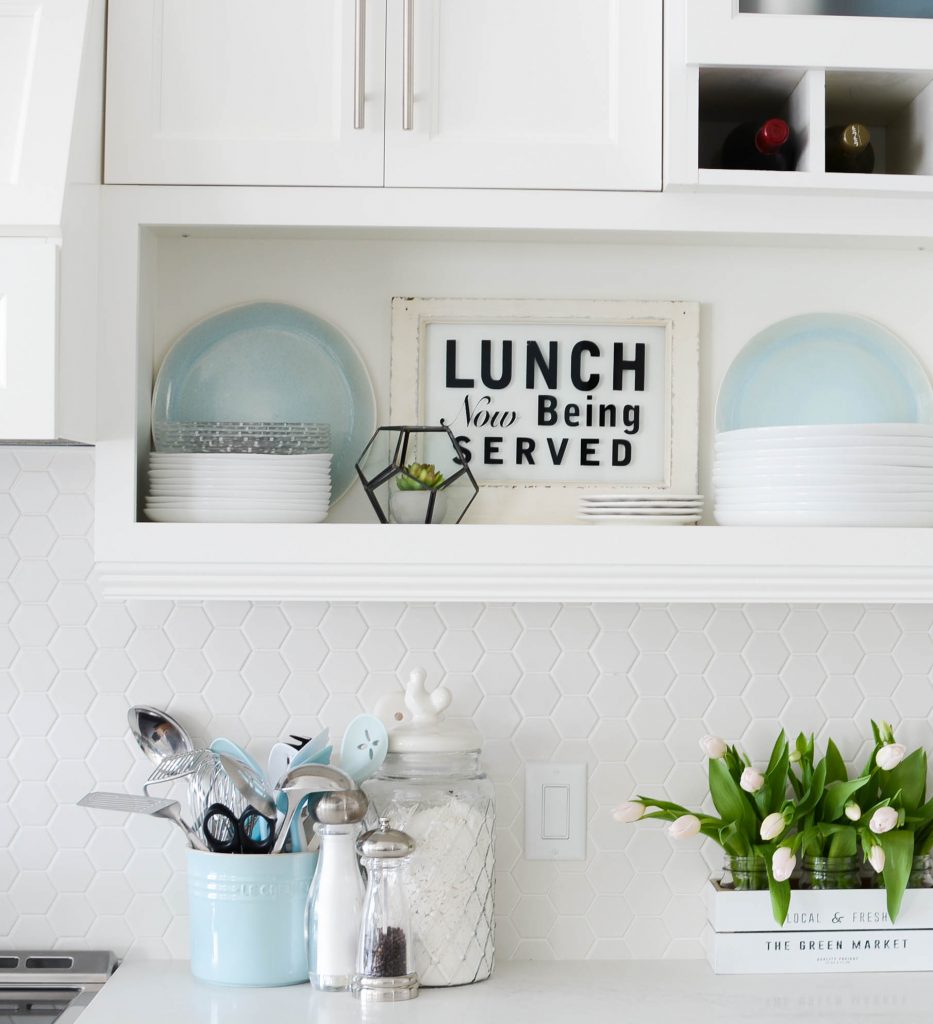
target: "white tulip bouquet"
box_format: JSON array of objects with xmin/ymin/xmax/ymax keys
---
[{"xmin": 615, "ymin": 722, "xmax": 933, "ymax": 925}]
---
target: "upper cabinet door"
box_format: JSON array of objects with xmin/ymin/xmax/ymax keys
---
[
  {"xmin": 105, "ymin": 0, "xmax": 386, "ymax": 186},
  {"xmin": 383, "ymin": 0, "xmax": 661, "ymax": 191}
]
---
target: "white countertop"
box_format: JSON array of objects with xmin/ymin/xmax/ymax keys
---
[{"xmin": 80, "ymin": 959, "xmax": 933, "ymax": 1024}]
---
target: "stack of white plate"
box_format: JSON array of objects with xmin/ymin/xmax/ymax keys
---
[
  {"xmin": 714, "ymin": 424, "xmax": 933, "ymax": 526},
  {"xmin": 145, "ymin": 453, "xmax": 332, "ymax": 523},
  {"xmin": 578, "ymin": 494, "xmax": 703, "ymax": 526}
]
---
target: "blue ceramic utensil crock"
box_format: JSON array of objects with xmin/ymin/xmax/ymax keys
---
[{"xmin": 187, "ymin": 849, "xmax": 316, "ymax": 986}]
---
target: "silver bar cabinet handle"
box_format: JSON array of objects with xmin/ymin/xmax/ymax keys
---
[
  {"xmin": 402, "ymin": 0, "xmax": 414, "ymax": 130},
  {"xmin": 354, "ymin": 0, "xmax": 366, "ymax": 129}
]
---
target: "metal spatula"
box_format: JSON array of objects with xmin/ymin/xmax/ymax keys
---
[{"xmin": 78, "ymin": 791, "xmax": 209, "ymax": 852}]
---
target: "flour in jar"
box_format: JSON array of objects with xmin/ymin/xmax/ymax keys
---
[{"xmin": 389, "ymin": 795, "xmax": 495, "ymax": 987}]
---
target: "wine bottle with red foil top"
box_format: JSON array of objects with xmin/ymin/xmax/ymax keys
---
[
  {"xmin": 721, "ymin": 117, "xmax": 798, "ymax": 171},
  {"xmin": 825, "ymin": 122, "xmax": 875, "ymax": 173}
]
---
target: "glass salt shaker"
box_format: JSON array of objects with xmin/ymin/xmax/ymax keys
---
[
  {"xmin": 353, "ymin": 818, "xmax": 418, "ymax": 1003},
  {"xmin": 305, "ymin": 789, "xmax": 369, "ymax": 991}
]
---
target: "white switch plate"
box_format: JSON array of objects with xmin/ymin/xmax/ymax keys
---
[{"xmin": 524, "ymin": 762, "xmax": 587, "ymax": 861}]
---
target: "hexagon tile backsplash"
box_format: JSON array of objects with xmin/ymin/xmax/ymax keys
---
[{"xmin": 3, "ymin": 446, "xmax": 933, "ymax": 962}]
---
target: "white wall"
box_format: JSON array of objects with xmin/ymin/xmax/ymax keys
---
[{"xmin": 3, "ymin": 446, "xmax": 933, "ymax": 961}]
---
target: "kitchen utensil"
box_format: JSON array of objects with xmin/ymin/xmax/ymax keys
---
[
  {"xmin": 151, "ymin": 302, "xmax": 376, "ymax": 502},
  {"xmin": 142, "ymin": 748, "xmax": 215, "ymax": 793},
  {"xmin": 78, "ymin": 791, "xmax": 209, "ymax": 852},
  {"xmin": 202, "ymin": 802, "xmax": 276, "ymax": 854},
  {"xmin": 210, "ymin": 737, "xmax": 265, "ymax": 779},
  {"xmin": 272, "ymin": 763, "xmax": 356, "ymax": 855},
  {"xmin": 272, "ymin": 742, "xmax": 336, "ymax": 850},
  {"xmin": 340, "ymin": 715, "xmax": 389, "ymax": 785},
  {"xmin": 127, "ymin": 705, "xmax": 193, "ymax": 766},
  {"xmin": 217, "ymin": 754, "xmax": 278, "ymax": 820},
  {"xmin": 715, "ymin": 313, "xmax": 933, "ymax": 432},
  {"xmin": 268, "ymin": 730, "xmax": 332, "ymax": 786}
]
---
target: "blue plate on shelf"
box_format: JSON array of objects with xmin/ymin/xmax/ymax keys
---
[
  {"xmin": 152, "ymin": 303, "xmax": 376, "ymax": 504},
  {"xmin": 715, "ymin": 313, "xmax": 933, "ymax": 432}
]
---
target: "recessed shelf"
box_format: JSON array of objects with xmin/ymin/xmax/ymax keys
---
[{"xmin": 698, "ymin": 67, "xmax": 814, "ymax": 174}]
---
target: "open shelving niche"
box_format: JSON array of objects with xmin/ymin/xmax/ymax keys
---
[
  {"xmin": 96, "ymin": 185, "xmax": 933, "ymax": 602},
  {"xmin": 667, "ymin": 0, "xmax": 933, "ymax": 193}
]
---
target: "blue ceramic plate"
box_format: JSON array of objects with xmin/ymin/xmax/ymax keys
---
[
  {"xmin": 716, "ymin": 313, "xmax": 933, "ymax": 432},
  {"xmin": 152, "ymin": 303, "xmax": 376, "ymax": 503}
]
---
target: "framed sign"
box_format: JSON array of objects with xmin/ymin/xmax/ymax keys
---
[{"xmin": 390, "ymin": 298, "xmax": 699, "ymax": 523}]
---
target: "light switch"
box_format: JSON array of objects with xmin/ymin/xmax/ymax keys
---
[
  {"xmin": 542, "ymin": 785, "xmax": 570, "ymax": 839},
  {"xmin": 524, "ymin": 762, "xmax": 587, "ymax": 860}
]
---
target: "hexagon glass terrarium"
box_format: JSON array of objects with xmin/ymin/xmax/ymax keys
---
[{"xmin": 355, "ymin": 424, "xmax": 479, "ymax": 524}]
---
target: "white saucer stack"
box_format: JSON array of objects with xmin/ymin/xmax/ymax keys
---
[
  {"xmin": 145, "ymin": 453, "xmax": 333, "ymax": 523},
  {"xmin": 714, "ymin": 424, "xmax": 933, "ymax": 526},
  {"xmin": 578, "ymin": 494, "xmax": 703, "ymax": 526}
]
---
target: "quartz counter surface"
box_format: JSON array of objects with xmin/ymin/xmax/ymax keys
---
[{"xmin": 80, "ymin": 959, "xmax": 929, "ymax": 1024}]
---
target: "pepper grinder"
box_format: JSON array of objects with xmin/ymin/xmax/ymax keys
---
[
  {"xmin": 305, "ymin": 789, "xmax": 369, "ymax": 991},
  {"xmin": 352, "ymin": 817, "xmax": 419, "ymax": 1002}
]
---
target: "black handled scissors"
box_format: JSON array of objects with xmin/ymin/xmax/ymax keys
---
[{"xmin": 203, "ymin": 803, "xmax": 276, "ymax": 854}]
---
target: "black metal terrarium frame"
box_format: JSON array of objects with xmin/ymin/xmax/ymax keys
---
[{"xmin": 355, "ymin": 423, "xmax": 479, "ymax": 524}]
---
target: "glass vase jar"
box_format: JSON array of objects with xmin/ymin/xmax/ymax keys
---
[
  {"xmin": 722, "ymin": 855, "xmax": 768, "ymax": 891},
  {"xmin": 872, "ymin": 854, "xmax": 933, "ymax": 889},
  {"xmin": 364, "ymin": 749, "xmax": 495, "ymax": 987},
  {"xmin": 800, "ymin": 855, "xmax": 860, "ymax": 890},
  {"xmin": 909, "ymin": 854, "xmax": 933, "ymax": 888}
]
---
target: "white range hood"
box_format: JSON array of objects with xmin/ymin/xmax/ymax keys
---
[{"xmin": 0, "ymin": 0, "xmax": 101, "ymax": 442}]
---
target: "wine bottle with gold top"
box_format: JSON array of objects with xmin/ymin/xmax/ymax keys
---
[{"xmin": 825, "ymin": 123, "xmax": 875, "ymax": 173}]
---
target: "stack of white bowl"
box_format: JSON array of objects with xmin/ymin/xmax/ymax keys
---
[
  {"xmin": 145, "ymin": 453, "xmax": 332, "ymax": 523},
  {"xmin": 578, "ymin": 493, "xmax": 703, "ymax": 525},
  {"xmin": 713, "ymin": 424, "xmax": 933, "ymax": 526}
]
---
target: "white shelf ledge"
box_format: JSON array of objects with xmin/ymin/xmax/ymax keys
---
[{"xmin": 95, "ymin": 525, "xmax": 933, "ymax": 602}]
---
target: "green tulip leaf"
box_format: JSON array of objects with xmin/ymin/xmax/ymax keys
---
[
  {"xmin": 756, "ymin": 843, "xmax": 790, "ymax": 926},
  {"xmin": 879, "ymin": 829, "xmax": 915, "ymax": 921},
  {"xmin": 878, "ymin": 749, "xmax": 927, "ymax": 812},
  {"xmin": 822, "ymin": 776, "xmax": 871, "ymax": 822},
  {"xmin": 825, "ymin": 738, "xmax": 848, "ymax": 786}
]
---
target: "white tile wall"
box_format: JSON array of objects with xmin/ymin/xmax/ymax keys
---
[{"xmin": 3, "ymin": 446, "xmax": 933, "ymax": 961}]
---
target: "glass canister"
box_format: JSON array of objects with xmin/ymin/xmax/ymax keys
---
[
  {"xmin": 353, "ymin": 817, "xmax": 419, "ymax": 1003},
  {"xmin": 365, "ymin": 668, "xmax": 496, "ymax": 987}
]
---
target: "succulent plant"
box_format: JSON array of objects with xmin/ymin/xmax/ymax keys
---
[{"xmin": 397, "ymin": 462, "xmax": 445, "ymax": 491}]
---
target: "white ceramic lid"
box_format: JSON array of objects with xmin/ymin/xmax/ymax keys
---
[{"xmin": 376, "ymin": 667, "xmax": 481, "ymax": 754}]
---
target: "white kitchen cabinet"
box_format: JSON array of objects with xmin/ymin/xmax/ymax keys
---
[
  {"xmin": 104, "ymin": 0, "xmax": 661, "ymax": 192},
  {"xmin": 104, "ymin": 0, "xmax": 386, "ymax": 186},
  {"xmin": 383, "ymin": 0, "xmax": 661, "ymax": 190}
]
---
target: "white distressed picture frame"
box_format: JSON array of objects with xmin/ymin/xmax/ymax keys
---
[{"xmin": 391, "ymin": 297, "xmax": 699, "ymax": 524}]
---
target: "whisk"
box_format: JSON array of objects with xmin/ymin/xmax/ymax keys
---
[{"xmin": 144, "ymin": 748, "xmax": 249, "ymax": 836}]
